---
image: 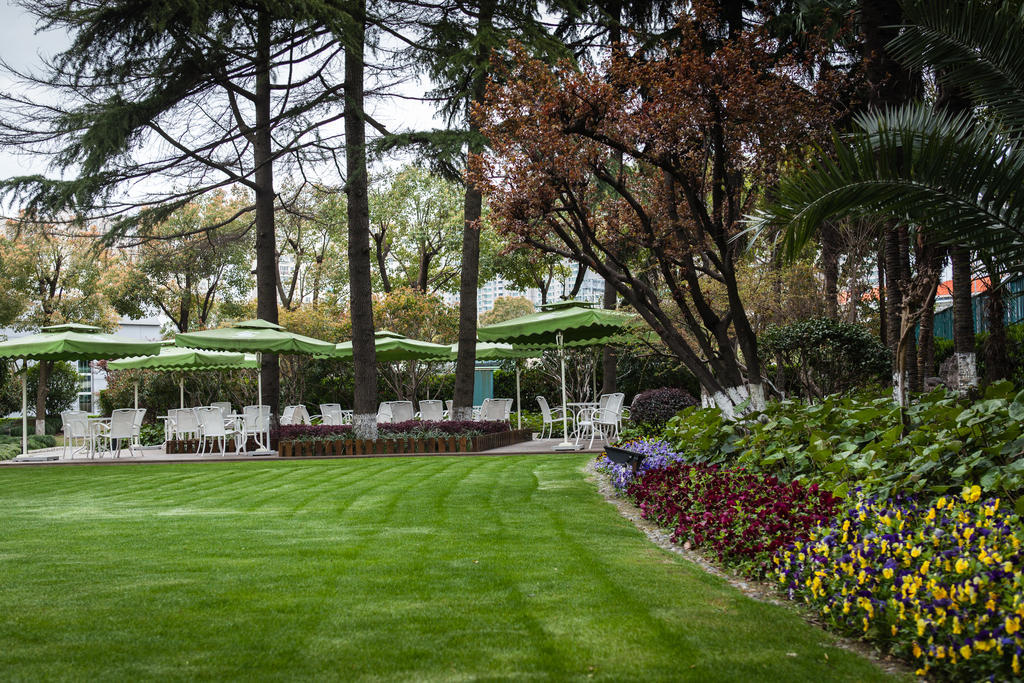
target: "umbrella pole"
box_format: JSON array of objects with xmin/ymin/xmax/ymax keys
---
[
  {"xmin": 256, "ymin": 351, "xmax": 267, "ymax": 451},
  {"xmin": 516, "ymin": 361, "xmax": 522, "ymax": 431},
  {"xmin": 134, "ymin": 380, "xmax": 139, "ymax": 411},
  {"xmin": 21, "ymin": 369, "xmax": 27, "ymax": 458},
  {"xmin": 555, "ymin": 332, "xmax": 576, "ymax": 450},
  {"xmin": 179, "ymin": 377, "xmax": 185, "ymax": 410}
]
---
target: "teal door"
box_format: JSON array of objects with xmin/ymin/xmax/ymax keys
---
[{"xmin": 473, "ymin": 366, "xmax": 495, "ymax": 406}]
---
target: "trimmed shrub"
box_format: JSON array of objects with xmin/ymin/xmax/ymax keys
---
[
  {"xmin": 629, "ymin": 387, "xmax": 697, "ymax": 430},
  {"xmin": 760, "ymin": 317, "xmax": 890, "ymax": 399}
]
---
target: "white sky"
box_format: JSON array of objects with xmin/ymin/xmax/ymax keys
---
[{"xmin": 0, "ymin": 3, "xmax": 443, "ymax": 208}]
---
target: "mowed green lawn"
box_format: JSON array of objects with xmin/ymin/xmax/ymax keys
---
[{"xmin": 0, "ymin": 455, "xmax": 896, "ymax": 681}]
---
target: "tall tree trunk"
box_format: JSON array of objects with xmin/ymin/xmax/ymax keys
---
[
  {"xmin": 253, "ymin": 10, "xmax": 280, "ymax": 417},
  {"xmin": 862, "ymin": 0, "xmax": 920, "ymax": 402},
  {"xmin": 600, "ymin": 280, "xmax": 617, "ymax": 394},
  {"xmin": 917, "ymin": 247, "xmax": 941, "ymax": 384},
  {"xmin": 897, "ymin": 224, "xmax": 920, "ymax": 392},
  {"xmin": 884, "ymin": 227, "xmax": 903, "ymax": 395},
  {"xmin": 452, "ymin": 0, "xmax": 495, "ymax": 420},
  {"xmin": 345, "ymin": 0, "xmax": 378, "ymax": 439},
  {"xmin": 820, "ymin": 222, "xmax": 840, "ymax": 318},
  {"xmin": 34, "ymin": 360, "xmax": 51, "ymax": 436},
  {"xmin": 983, "ymin": 262, "xmax": 1010, "ymax": 383},
  {"xmin": 373, "ymin": 233, "xmax": 392, "ymax": 293},
  {"xmin": 950, "ymin": 246, "xmax": 977, "ymax": 391},
  {"xmin": 179, "ymin": 272, "xmax": 191, "ymax": 333},
  {"xmin": 877, "ymin": 243, "xmax": 887, "ymax": 347},
  {"xmin": 938, "ymin": 77, "xmax": 977, "ymax": 393}
]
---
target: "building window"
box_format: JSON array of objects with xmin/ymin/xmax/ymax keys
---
[{"xmin": 78, "ymin": 394, "xmax": 92, "ymax": 412}]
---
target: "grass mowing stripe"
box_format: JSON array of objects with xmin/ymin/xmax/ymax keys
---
[{"xmin": 0, "ymin": 456, "xmax": 900, "ymax": 681}]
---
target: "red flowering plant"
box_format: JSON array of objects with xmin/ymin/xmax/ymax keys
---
[
  {"xmin": 275, "ymin": 420, "xmax": 509, "ymax": 442},
  {"xmin": 626, "ymin": 461, "xmax": 840, "ymax": 577}
]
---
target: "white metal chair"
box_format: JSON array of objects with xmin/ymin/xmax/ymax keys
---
[
  {"xmin": 377, "ymin": 401, "xmax": 393, "ymax": 424},
  {"xmin": 60, "ymin": 410, "xmax": 93, "ymax": 459},
  {"xmin": 319, "ymin": 403, "xmax": 343, "ymax": 425},
  {"xmin": 499, "ymin": 398, "xmax": 513, "ymax": 421},
  {"xmin": 390, "ymin": 401, "xmax": 414, "ymax": 423},
  {"xmin": 282, "ymin": 404, "xmax": 312, "ymax": 426},
  {"xmin": 479, "ymin": 398, "xmax": 505, "ymax": 422},
  {"xmin": 196, "ymin": 406, "xmax": 242, "ymax": 455},
  {"xmin": 170, "ymin": 408, "xmax": 201, "ymax": 443},
  {"xmin": 242, "ymin": 405, "xmax": 271, "ymax": 451},
  {"xmin": 211, "ymin": 401, "xmax": 232, "ymax": 417},
  {"xmin": 418, "ymin": 400, "xmax": 443, "ymax": 422},
  {"xmin": 576, "ymin": 393, "xmax": 625, "ymax": 448},
  {"xmin": 536, "ymin": 396, "xmax": 570, "ymax": 439},
  {"xmin": 130, "ymin": 408, "xmax": 146, "ymax": 447},
  {"xmin": 94, "ymin": 409, "xmax": 139, "ymax": 458}
]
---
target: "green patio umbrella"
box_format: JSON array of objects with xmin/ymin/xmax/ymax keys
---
[
  {"xmin": 477, "ymin": 301, "xmax": 635, "ymax": 449},
  {"xmin": 448, "ymin": 342, "xmax": 544, "ymax": 430},
  {"xmin": 108, "ymin": 346, "xmax": 258, "ymax": 409},
  {"xmin": 175, "ymin": 319, "xmax": 339, "ymax": 451},
  {"xmin": 0, "ymin": 323, "xmax": 162, "ymax": 460},
  {"xmin": 174, "ymin": 318, "xmax": 337, "ymax": 402},
  {"xmin": 335, "ymin": 330, "xmax": 451, "ymax": 362}
]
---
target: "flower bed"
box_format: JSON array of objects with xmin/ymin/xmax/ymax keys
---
[
  {"xmin": 776, "ymin": 487, "xmax": 1024, "ymax": 680},
  {"xmin": 271, "ymin": 420, "xmax": 528, "ymax": 457},
  {"xmin": 595, "ymin": 438, "xmax": 686, "ymax": 490},
  {"xmin": 275, "ymin": 419, "xmax": 510, "ymax": 442},
  {"xmin": 612, "ymin": 443, "xmax": 839, "ymax": 577}
]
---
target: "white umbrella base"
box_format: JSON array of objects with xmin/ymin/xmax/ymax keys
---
[
  {"xmin": 554, "ymin": 441, "xmax": 583, "ymax": 451},
  {"xmin": 13, "ymin": 453, "xmax": 60, "ymax": 462}
]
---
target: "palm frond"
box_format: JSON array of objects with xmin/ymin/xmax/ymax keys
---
[
  {"xmin": 890, "ymin": 0, "xmax": 1024, "ymax": 133},
  {"xmin": 749, "ymin": 102, "xmax": 1024, "ymax": 268}
]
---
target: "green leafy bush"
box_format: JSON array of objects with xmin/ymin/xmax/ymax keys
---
[
  {"xmin": 139, "ymin": 423, "xmax": 165, "ymax": 446},
  {"xmin": 760, "ymin": 317, "xmax": 890, "ymax": 399},
  {"xmin": 663, "ymin": 382, "xmax": 1024, "ymax": 507},
  {"xmin": 0, "ymin": 444, "xmax": 20, "ymax": 460}
]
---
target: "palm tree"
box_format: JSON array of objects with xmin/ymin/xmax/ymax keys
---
[{"xmin": 751, "ymin": 0, "xmax": 1024, "ymax": 403}]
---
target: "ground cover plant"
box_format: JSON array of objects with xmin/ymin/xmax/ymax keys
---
[
  {"xmin": 0, "ymin": 456, "xmax": 894, "ymax": 681},
  {"xmin": 776, "ymin": 488, "xmax": 1024, "ymax": 680},
  {"xmin": 274, "ymin": 419, "xmax": 510, "ymax": 442},
  {"xmin": 661, "ymin": 382, "xmax": 1024, "ymax": 506}
]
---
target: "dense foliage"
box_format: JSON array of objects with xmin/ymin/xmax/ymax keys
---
[
  {"xmin": 0, "ymin": 433, "xmax": 56, "ymax": 459},
  {"xmin": 628, "ymin": 387, "xmax": 697, "ymax": 431},
  {"xmin": 26, "ymin": 362, "xmax": 79, "ymax": 415},
  {"xmin": 777, "ymin": 489, "xmax": 1024, "ymax": 680},
  {"xmin": 660, "ymin": 382, "xmax": 1024, "ymax": 507},
  {"xmin": 760, "ymin": 317, "xmax": 890, "ymax": 399}
]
